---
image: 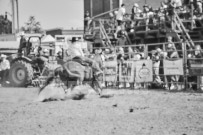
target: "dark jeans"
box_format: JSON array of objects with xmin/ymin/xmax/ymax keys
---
[{"xmin": 0, "ymin": 69, "xmax": 9, "ymax": 83}]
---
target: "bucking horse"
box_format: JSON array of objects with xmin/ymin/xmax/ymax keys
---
[{"xmin": 39, "ymin": 57, "xmax": 104, "ymax": 96}]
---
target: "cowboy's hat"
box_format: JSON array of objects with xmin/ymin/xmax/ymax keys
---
[{"xmin": 70, "ymin": 37, "xmax": 78, "ymax": 43}]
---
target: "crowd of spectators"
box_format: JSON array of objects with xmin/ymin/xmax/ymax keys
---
[{"xmin": 83, "ymin": 0, "xmax": 203, "ymax": 90}]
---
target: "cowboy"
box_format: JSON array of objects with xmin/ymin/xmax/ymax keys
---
[
  {"xmin": 67, "ymin": 37, "xmax": 103, "ymax": 75},
  {"xmin": 0, "ymin": 54, "xmax": 10, "ymax": 86}
]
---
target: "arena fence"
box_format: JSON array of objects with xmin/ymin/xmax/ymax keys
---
[{"xmin": 93, "ymin": 40, "xmax": 203, "ymax": 91}]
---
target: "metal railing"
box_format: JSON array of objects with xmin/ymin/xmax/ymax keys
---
[{"xmin": 90, "ymin": 40, "xmax": 203, "ymax": 91}]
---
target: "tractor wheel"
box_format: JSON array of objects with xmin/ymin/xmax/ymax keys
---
[{"xmin": 9, "ymin": 60, "xmax": 33, "ymax": 87}]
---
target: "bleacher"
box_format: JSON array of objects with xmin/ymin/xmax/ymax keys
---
[{"xmin": 84, "ymin": 4, "xmax": 203, "ymax": 49}]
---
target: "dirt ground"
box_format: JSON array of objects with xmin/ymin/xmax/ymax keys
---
[{"xmin": 0, "ymin": 87, "xmax": 203, "ymax": 135}]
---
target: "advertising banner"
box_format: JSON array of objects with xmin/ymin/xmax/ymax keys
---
[
  {"xmin": 104, "ymin": 61, "xmax": 117, "ymax": 82},
  {"xmin": 135, "ymin": 60, "xmax": 153, "ymax": 83},
  {"xmin": 163, "ymin": 59, "xmax": 183, "ymax": 75},
  {"xmin": 188, "ymin": 59, "xmax": 203, "ymax": 76},
  {"xmin": 119, "ymin": 61, "xmax": 134, "ymax": 83}
]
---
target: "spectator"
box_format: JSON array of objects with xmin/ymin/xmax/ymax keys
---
[
  {"xmin": 167, "ymin": 0, "xmax": 176, "ymax": 29},
  {"xmin": 142, "ymin": 4, "xmax": 150, "ymax": 31},
  {"xmin": 83, "ymin": 48, "xmax": 90, "ymax": 57},
  {"xmin": 127, "ymin": 47, "xmax": 134, "ymax": 60},
  {"xmin": 132, "ymin": 47, "xmax": 142, "ymax": 60},
  {"xmin": 114, "ymin": 3, "xmax": 126, "ymax": 38},
  {"xmin": 166, "ymin": 36, "xmax": 179, "ymax": 58},
  {"xmin": 94, "ymin": 48, "xmax": 104, "ymax": 70},
  {"xmin": 117, "ymin": 31, "xmax": 127, "ymax": 46},
  {"xmin": 84, "ymin": 11, "xmax": 91, "ymax": 33},
  {"xmin": 18, "ymin": 31, "xmax": 26, "ymax": 56},
  {"xmin": 43, "ymin": 49, "xmax": 49, "ymax": 58},
  {"xmin": 108, "ymin": 12, "xmax": 116, "ymax": 33},
  {"xmin": 152, "ymin": 48, "xmax": 163, "ymax": 85},
  {"xmin": 196, "ymin": 0, "xmax": 203, "ymax": 15},
  {"xmin": 0, "ymin": 54, "xmax": 10, "ymax": 86},
  {"xmin": 188, "ymin": 44, "xmax": 203, "ymax": 90},
  {"xmin": 166, "ymin": 36, "xmax": 180, "ymax": 90},
  {"xmin": 158, "ymin": 7, "xmax": 166, "ymax": 27},
  {"xmin": 161, "ymin": 1, "xmax": 168, "ymax": 9},
  {"xmin": 174, "ymin": 0, "xmax": 182, "ymax": 8},
  {"xmin": 131, "ymin": 3, "xmax": 142, "ymax": 21},
  {"xmin": 57, "ymin": 51, "xmax": 63, "ymax": 59}
]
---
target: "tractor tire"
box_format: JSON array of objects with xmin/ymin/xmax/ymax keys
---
[{"xmin": 9, "ymin": 60, "xmax": 33, "ymax": 87}]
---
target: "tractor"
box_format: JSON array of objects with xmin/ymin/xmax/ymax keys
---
[{"xmin": 8, "ymin": 36, "xmax": 63, "ymax": 87}]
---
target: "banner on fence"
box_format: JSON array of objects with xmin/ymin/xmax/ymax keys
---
[
  {"xmin": 119, "ymin": 61, "xmax": 134, "ymax": 83},
  {"xmin": 188, "ymin": 60, "xmax": 203, "ymax": 76},
  {"xmin": 104, "ymin": 61, "xmax": 117, "ymax": 82},
  {"xmin": 163, "ymin": 59, "xmax": 183, "ymax": 75},
  {"xmin": 134, "ymin": 60, "xmax": 153, "ymax": 83}
]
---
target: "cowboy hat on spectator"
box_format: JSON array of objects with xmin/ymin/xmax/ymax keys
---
[
  {"xmin": 20, "ymin": 31, "xmax": 25, "ymax": 36},
  {"xmin": 134, "ymin": 3, "xmax": 139, "ymax": 8}
]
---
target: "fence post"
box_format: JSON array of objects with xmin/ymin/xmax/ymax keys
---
[
  {"xmin": 144, "ymin": 44, "xmax": 148, "ymax": 59},
  {"xmin": 182, "ymin": 41, "xmax": 188, "ymax": 91},
  {"xmin": 163, "ymin": 43, "xmax": 168, "ymax": 88}
]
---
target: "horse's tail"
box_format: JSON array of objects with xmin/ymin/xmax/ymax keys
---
[{"xmin": 38, "ymin": 66, "xmax": 63, "ymax": 94}]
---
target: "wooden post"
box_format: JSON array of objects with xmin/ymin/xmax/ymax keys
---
[
  {"xmin": 144, "ymin": 44, "xmax": 148, "ymax": 59},
  {"xmin": 16, "ymin": 0, "xmax": 19, "ymax": 33},
  {"xmin": 163, "ymin": 43, "xmax": 168, "ymax": 89},
  {"xmin": 110, "ymin": 0, "xmax": 113, "ymax": 10},
  {"xmin": 119, "ymin": 0, "xmax": 123, "ymax": 6},
  {"xmin": 11, "ymin": 0, "xmax": 15, "ymax": 34},
  {"xmin": 90, "ymin": 0, "xmax": 93, "ymax": 17},
  {"xmin": 190, "ymin": 0, "xmax": 194, "ymax": 29},
  {"xmin": 182, "ymin": 41, "xmax": 188, "ymax": 91}
]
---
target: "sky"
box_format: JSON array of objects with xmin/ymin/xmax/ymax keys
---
[{"xmin": 18, "ymin": 0, "xmax": 84, "ymax": 30}]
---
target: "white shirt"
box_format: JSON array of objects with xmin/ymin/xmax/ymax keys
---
[
  {"xmin": 174, "ymin": 0, "xmax": 182, "ymax": 7},
  {"xmin": 116, "ymin": 7, "xmax": 126, "ymax": 21},
  {"xmin": 67, "ymin": 42, "xmax": 84, "ymax": 58},
  {"xmin": 0, "ymin": 59, "xmax": 10, "ymax": 71}
]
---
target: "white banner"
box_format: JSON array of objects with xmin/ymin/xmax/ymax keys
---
[
  {"xmin": 164, "ymin": 59, "xmax": 183, "ymax": 75},
  {"xmin": 104, "ymin": 61, "xmax": 117, "ymax": 82},
  {"xmin": 135, "ymin": 60, "xmax": 153, "ymax": 83}
]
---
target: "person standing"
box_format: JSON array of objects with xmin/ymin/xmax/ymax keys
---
[
  {"xmin": 114, "ymin": 4, "xmax": 126, "ymax": 38},
  {"xmin": 196, "ymin": 0, "xmax": 203, "ymax": 14},
  {"xmin": 18, "ymin": 31, "xmax": 26, "ymax": 55},
  {"xmin": 131, "ymin": 3, "xmax": 142, "ymax": 21},
  {"xmin": 84, "ymin": 11, "xmax": 91, "ymax": 33},
  {"xmin": 166, "ymin": 36, "xmax": 179, "ymax": 90},
  {"xmin": 0, "ymin": 54, "xmax": 10, "ymax": 86}
]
